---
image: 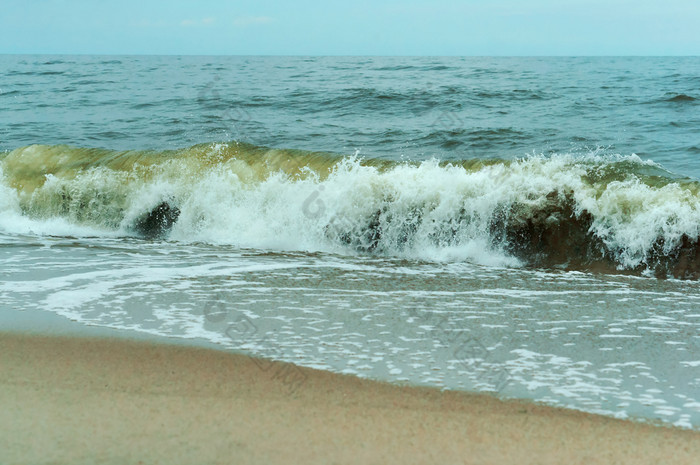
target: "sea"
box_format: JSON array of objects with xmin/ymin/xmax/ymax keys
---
[{"xmin": 2, "ymin": 55, "xmax": 700, "ymax": 429}]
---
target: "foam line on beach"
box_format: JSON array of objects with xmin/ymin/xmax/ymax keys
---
[{"xmin": 2, "ymin": 332, "xmax": 700, "ymax": 465}]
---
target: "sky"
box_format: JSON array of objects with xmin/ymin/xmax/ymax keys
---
[{"xmin": 2, "ymin": 0, "xmax": 699, "ymax": 55}]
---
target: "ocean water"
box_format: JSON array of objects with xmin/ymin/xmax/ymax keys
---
[{"xmin": 2, "ymin": 55, "xmax": 700, "ymax": 429}]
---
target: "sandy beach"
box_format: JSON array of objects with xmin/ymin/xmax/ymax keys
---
[{"xmin": 1, "ymin": 332, "xmax": 698, "ymax": 465}]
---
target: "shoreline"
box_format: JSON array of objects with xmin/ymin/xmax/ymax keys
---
[{"xmin": 2, "ymin": 332, "xmax": 699, "ymax": 464}]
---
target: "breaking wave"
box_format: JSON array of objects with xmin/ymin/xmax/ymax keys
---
[{"xmin": 2, "ymin": 141, "xmax": 700, "ymax": 278}]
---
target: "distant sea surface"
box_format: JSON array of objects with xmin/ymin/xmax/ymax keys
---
[{"xmin": 2, "ymin": 56, "xmax": 700, "ymax": 429}]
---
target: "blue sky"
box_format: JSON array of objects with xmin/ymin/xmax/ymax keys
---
[{"xmin": 2, "ymin": 0, "xmax": 699, "ymax": 55}]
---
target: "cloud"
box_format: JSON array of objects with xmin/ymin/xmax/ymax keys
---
[
  {"xmin": 233, "ymin": 16, "xmax": 275, "ymax": 27},
  {"xmin": 181, "ymin": 17, "xmax": 216, "ymax": 27}
]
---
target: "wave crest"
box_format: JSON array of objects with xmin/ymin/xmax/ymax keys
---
[{"xmin": 2, "ymin": 142, "xmax": 700, "ymax": 278}]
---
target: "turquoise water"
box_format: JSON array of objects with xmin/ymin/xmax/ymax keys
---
[
  {"xmin": 1, "ymin": 55, "xmax": 700, "ymax": 429},
  {"xmin": 2, "ymin": 56, "xmax": 700, "ymax": 176}
]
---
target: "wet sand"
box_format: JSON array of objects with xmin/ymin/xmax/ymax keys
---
[{"xmin": 1, "ymin": 332, "xmax": 698, "ymax": 465}]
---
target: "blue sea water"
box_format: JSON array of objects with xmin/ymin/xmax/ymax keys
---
[
  {"xmin": 2, "ymin": 55, "xmax": 700, "ymax": 429},
  {"xmin": 2, "ymin": 56, "xmax": 699, "ymax": 175}
]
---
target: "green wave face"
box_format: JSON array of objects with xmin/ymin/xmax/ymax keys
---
[{"xmin": 2, "ymin": 142, "xmax": 700, "ymax": 278}]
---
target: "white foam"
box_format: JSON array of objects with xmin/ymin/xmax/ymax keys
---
[{"xmin": 3, "ymin": 150, "xmax": 700, "ymax": 269}]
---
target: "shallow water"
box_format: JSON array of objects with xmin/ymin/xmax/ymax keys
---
[
  {"xmin": 2, "ymin": 233, "xmax": 699, "ymax": 428},
  {"xmin": 2, "ymin": 55, "xmax": 700, "ymax": 429}
]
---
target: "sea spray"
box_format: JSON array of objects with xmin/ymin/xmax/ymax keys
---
[{"xmin": 2, "ymin": 142, "xmax": 700, "ymax": 277}]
